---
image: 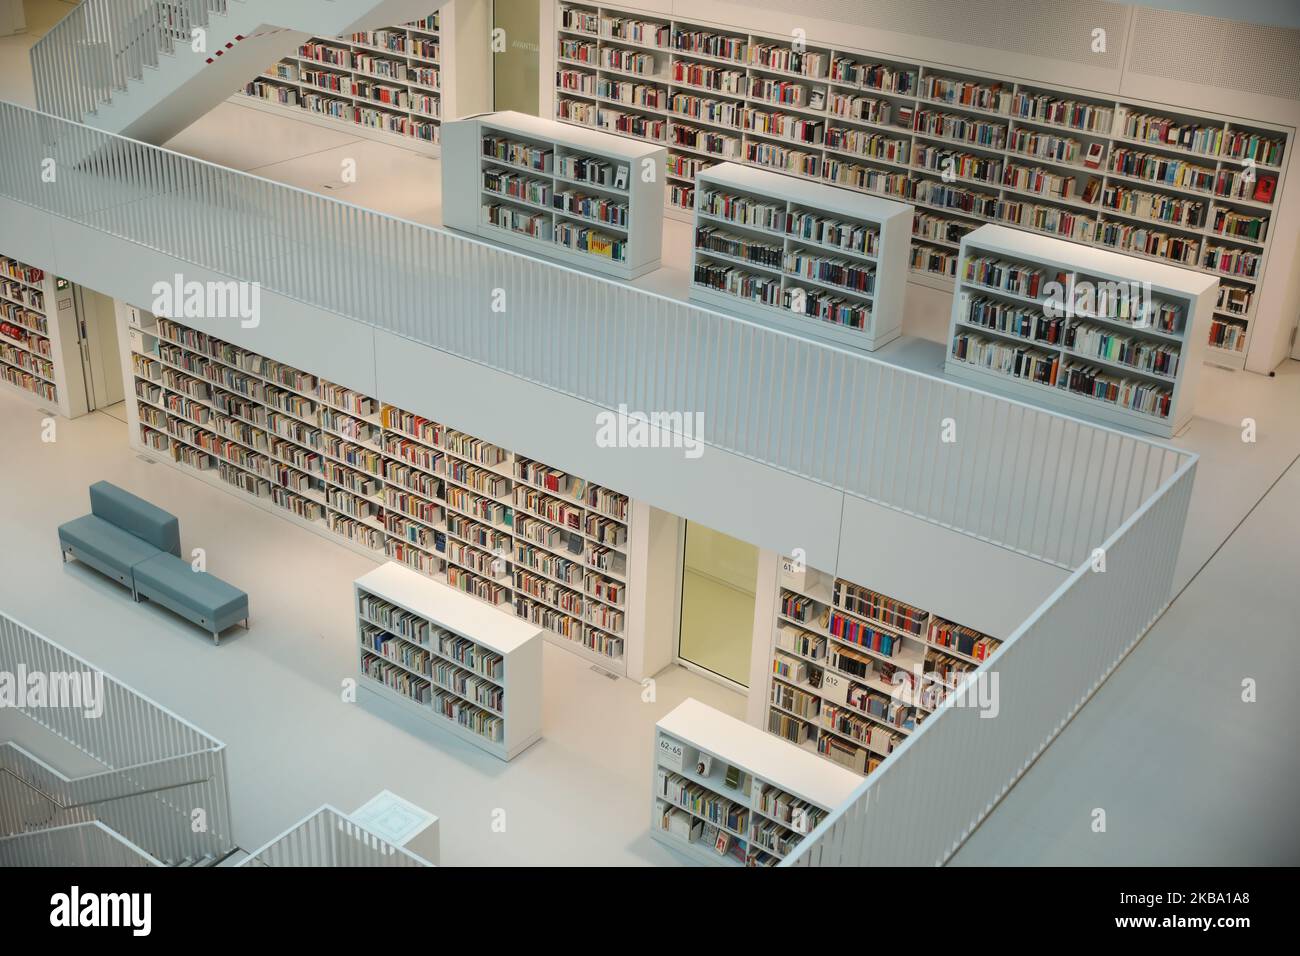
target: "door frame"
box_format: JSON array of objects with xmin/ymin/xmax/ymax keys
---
[{"xmin": 671, "ymin": 519, "xmax": 754, "ymax": 694}]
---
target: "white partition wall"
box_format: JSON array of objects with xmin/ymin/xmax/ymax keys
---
[
  {"xmin": 441, "ymin": 110, "xmax": 666, "ymax": 278},
  {"xmin": 786, "ymin": 451, "xmax": 1197, "ymax": 867},
  {"xmin": 945, "ymin": 223, "xmax": 1215, "ymax": 438},
  {"xmin": 355, "ymin": 562, "xmax": 543, "ymax": 761},
  {"xmin": 690, "ymin": 163, "xmax": 911, "ymax": 350}
]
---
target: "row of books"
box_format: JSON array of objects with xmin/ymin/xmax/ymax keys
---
[
  {"xmin": 1118, "ymin": 109, "xmax": 1286, "ymax": 166},
  {"xmin": 912, "ymin": 143, "xmax": 1002, "ymax": 184},
  {"xmin": 951, "ymin": 333, "xmax": 1174, "ymax": 417},
  {"xmin": 247, "ymin": 85, "xmax": 439, "ymax": 142}
]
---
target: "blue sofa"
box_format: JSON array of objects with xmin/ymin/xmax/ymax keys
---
[{"xmin": 59, "ymin": 482, "xmax": 249, "ymax": 645}]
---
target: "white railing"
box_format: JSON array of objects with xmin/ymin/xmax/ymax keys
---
[
  {"xmin": 782, "ymin": 456, "xmax": 1197, "ymax": 866},
  {"xmin": 238, "ymin": 805, "xmax": 432, "ymax": 866},
  {"xmin": 0, "ymin": 821, "xmax": 164, "ymax": 866},
  {"xmin": 0, "ymin": 611, "xmax": 235, "ymax": 865},
  {"xmin": 31, "ymin": 1, "xmax": 229, "ymax": 123},
  {"xmin": 0, "ymin": 100, "xmax": 1193, "ymax": 569}
]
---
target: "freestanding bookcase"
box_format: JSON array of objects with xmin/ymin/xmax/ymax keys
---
[
  {"xmin": 944, "ymin": 224, "xmax": 1217, "ymax": 438},
  {"xmin": 652, "ymin": 698, "xmax": 860, "ymax": 867},
  {"xmin": 0, "ymin": 252, "xmax": 87, "ymax": 419},
  {"xmin": 689, "ymin": 163, "xmax": 912, "ymax": 351},
  {"xmin": 355, "ymin": 562, "xmax": 543, "ymax": 761},
  {"xmin": 441, "ymin": 110, "xmax": 666, "ymax": 279}
]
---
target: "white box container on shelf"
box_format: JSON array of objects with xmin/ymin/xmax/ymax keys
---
[
  {"xmin": 688, "ymin": 163, "xmax": 912, "ymax": 351},
  {"xmin": 355, "ymin": 562, "xmax": 543, "ymax": 761},
  {"xmin": 651, "ymin": 698, "xmax": 859, "ymax": 867},
  {"xmin": 441, "ymin": 110, "xmax": 665, "ymax": 279},
  {"xmin": 944, "ymin": 224, "xmax": 1217, "ymax": 438},
  {"xmin": 351, "ymin": 790, "xmax": 440, "ymax": 865}
]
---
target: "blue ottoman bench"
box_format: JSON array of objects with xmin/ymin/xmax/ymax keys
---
[
  {"xmin": 132, "ymin": 552, "xmax": 249, "ymax": 646},
  {"xmin": 58, "ymin": 481, "xmax": 181, "ymax": 592},
  {"xmin": 59, "ymin": 481, "xmax": 249, "ymax": 645}
]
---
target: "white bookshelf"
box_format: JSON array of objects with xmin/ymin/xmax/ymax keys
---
[
  {"xmin": 689, "ymin": 163, "xmax": 911, "ymax": 351},
  {"xmin": 944, "ymin": 224, "xmax": 1216, "ymax": 438},
  {"xmin": 766, "ymin": 559, "xmax": 1002, "ymax": 776},
  {"xmin": 125, "ymin": 316, "xmax": 642, "ymax": 676},
  {"xmin": 356, "ymin": 562, "xmax": 542, "ymax": 761},
  {"xmin": 652, "ymin": 697, "xmax": 859, "ymax": 866},
  {"xmin": 0, "ymin": 253, "xmax": 86, "ymax": 418},
  {"xmin": 441, "ymin": 110, "xmax": 665, "ymax": 279},
  {"xmin": 549, "ymin": 1, "xmax": 1290, "ymax": 370},
  {"xmin": 236, "ymin": 4, "xmax": 492, "ymax": 155}
]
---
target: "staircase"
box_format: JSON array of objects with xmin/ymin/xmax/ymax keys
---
[
  {"xmin": 31, "ymin": 0, "xmax": 451, "ymax": 144},
  {"xmin": 0, "ymin": 747, "xmax": 237, "ymax": 866}
]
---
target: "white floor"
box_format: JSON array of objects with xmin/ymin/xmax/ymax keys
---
[
  {"xmin": 2, "ymin": 18, "xmax": 1300, "ymax": 864},
  {"xmin": 0, "ymin": 395, "xmax": 747, "ymax": 865}
]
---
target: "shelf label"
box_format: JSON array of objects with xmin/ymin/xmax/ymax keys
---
[
  {"xmin": 657, "ymin": 735, "xmax": 684, "ymax": 769},
  {"xmin": 821, "ymin": 670, "xmax": 849, "ymax": 706}
]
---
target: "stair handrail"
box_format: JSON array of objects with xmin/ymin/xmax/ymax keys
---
[
  {"xmin": 0, "ymin": 758, "xmax": 215, "ymax": 814},
  {"xmin": 31, "ymin": 0, "xmax": 228, "ymax": 123},
  {"xmin": 0, "ymin": 821, "xmax": 165, "ymax": 866},
  {"xmin": 0, "ymin": 612, "xmax": 235, "ymax": 864},
  {"xmin": 239, "ymin": 805, "xmax": 433, "ymax": 867}
]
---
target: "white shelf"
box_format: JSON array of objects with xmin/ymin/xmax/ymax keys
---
[
  {"xmin": 127, "ymin": 316, "xmax": 639, "ymax": 677},
  {"xmin": 232, "ymin": 4, "xmax": 493, "ymax": 156},
  {"xmin": 943, "ymin": 224, "xmax": 1216, "ymax": 438},
  {"xmin": 441, "ymin": 110, "xmax": 666, "ymax": 279},
  {"xmin": 550, "ymin": 2, "xmax": 1289, "ymax": 364},
  {"xmin": 356, "ymin": 562, "xmax": 542, "ymax": 761},
  {"xmin": 0, "ymin": 254, "xmax": 86, "ymax": 418},
  {"xmin": 688, "ymin": 162, "xmax": 911, "ymax": 351},
  {"xmin": 652, "ymin": 698, "xmax": 860, "ymax": 866},
  {"xmin": 766, "ymin": 562, "xmax": 1002, "ymax": 775}
]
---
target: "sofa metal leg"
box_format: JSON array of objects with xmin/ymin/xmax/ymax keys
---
[
  {"xmin": 60, "ymin": 549, "xmax": 67, "ymax": 564},
  {"xmin": 212, "ymin": 631, "xmax": 220, "ymax": 646}
]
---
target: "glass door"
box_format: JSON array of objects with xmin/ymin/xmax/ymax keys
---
[
  {"xmin": 492, "ymin": 0, "xmax": 541, "ymax": 114},
  {"xmin": 677, "ymin": 522, "xmax": 758, "ymax": 687}
]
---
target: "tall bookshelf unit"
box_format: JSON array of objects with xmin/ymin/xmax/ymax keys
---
[
  {"xmin": 355, "ymin": 562, "xmax": 542, "ymax": 760},
  {"xmin": 237, "ymin": 4, "xmax": 491, "ymax": 155},
  {"xmin": 690, "ymin": 163, "xmax": 911, "ymax": 350},
  {"xmin": 653, "ymin": 698, "xmax": 859, "ymax": 866},
  {"xmin": 944, "ymin": 224, "xmax": 1216, "ymax": 438},
  {"xmin": 766, "ymin": 560, "xmax": 1002, "ymax": 776},
  {"xmin": 441, "ymin": 111, "xmax": 666, "ymax": 279},
  {"xmin": 549, "ymin": 1, "xmax": 1291, "ymax": 369},
  {"xmin": 0, "ymin": 253, "xmax": 85, "ymax": 418},
  {"xmin": 126, "ymin": 316, "xmax": 641, "ymax": 676}
]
